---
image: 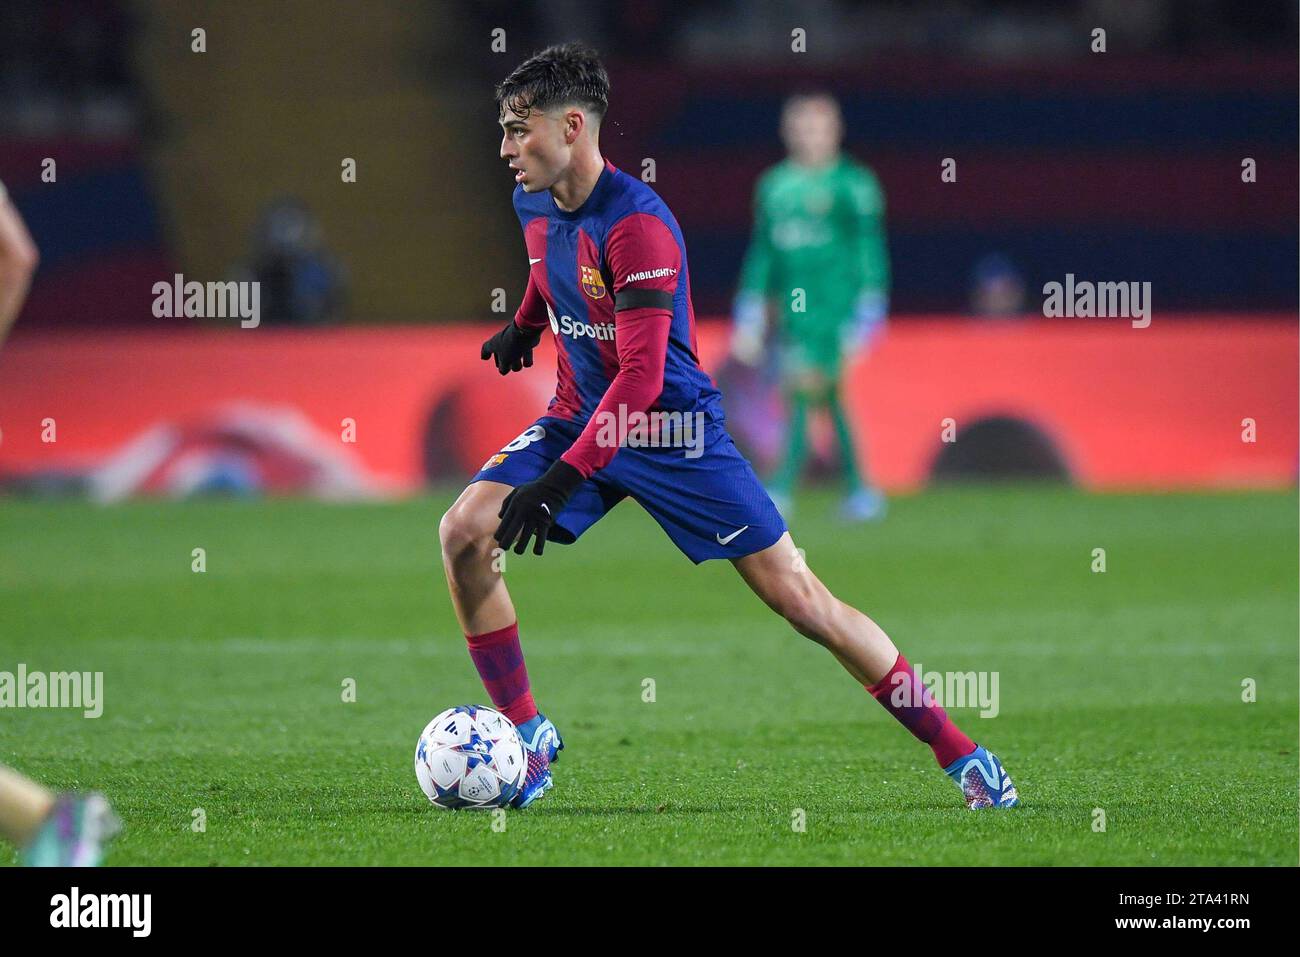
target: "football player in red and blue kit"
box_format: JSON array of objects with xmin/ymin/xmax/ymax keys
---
[{"xmin": 439, "ymin": 43, "xmax": 1019, "ymax": 810}]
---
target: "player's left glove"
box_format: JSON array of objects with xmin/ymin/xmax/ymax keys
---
[
  {"xmin": 730, "ymin": 292, "xmax": 768, "ymax": 366},
  {"xmin": 841, "ymin": 290, "xmax": 888, "ymax": 353},
  {"xmin": 494, "ymin": 460, "xmax": 585, "ymax": 555}
]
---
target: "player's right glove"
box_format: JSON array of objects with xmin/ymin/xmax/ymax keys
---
[
  {"xmin": 494, "ymin": 460, "xmax": 585, "ymax": 555},
  {"xmin": 480, "ymin": 318, "xmax": 543, "ymax": 375}
]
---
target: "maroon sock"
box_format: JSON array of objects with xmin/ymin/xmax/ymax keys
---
[
  {"xmin": 867, "ymin": 653, "xmax": 976, "ymax": 768},
  {"xmin": 465, "ymin": 621, "xmax": 538, "ymax": 726}
]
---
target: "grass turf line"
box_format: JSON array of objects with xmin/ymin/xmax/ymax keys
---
[{"xmin": 0, "ymin": 486, "xmax": 1295, "ymax": 865}]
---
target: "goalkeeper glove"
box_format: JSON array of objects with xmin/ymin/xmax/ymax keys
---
[
  {"xmin": 494, "ymin": 460, "xmax": 585, "ymax": 555},
  {"xmin": 842, "ymin": 291, "xmax": 888, "ymax": 353},
  {"xmin": 730, "ymin": 292, "xmax": 767, "ymax": 366},
  {"xmin": 481, "ymin": 318, "xmax": 543, "ymax": 375}
]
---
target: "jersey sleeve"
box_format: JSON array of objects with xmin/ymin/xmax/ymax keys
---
[
  {"xmin": 849, "ymin": 167, "xmax": 890, "ymax": 296},
  {"xmin": 558, "ymin": 212, "xmax": 680, "ymax": 478},
  {"xmin": 514, "ymin": 270, "xmax": 550, "ymax": 332},
  {"xmin": 736, "ymin": 172, "xmax": 776, "ymax": 299}
]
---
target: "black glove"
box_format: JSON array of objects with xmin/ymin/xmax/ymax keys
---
[
  {"xmin": 494, "ymin": 460, "xmax": 585, "ymax": 555},
  {"xmin": 481, "ymin": 319, "xmax": 543, "ymax": 375}
]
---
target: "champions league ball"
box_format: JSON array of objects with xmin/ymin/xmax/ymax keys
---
[{"xmin": 414, "ymin": 705, "xmax": 527, "ymax": 810}]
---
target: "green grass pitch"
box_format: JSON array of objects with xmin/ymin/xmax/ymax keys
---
[{"xmin": 1, "ymin": 486, "xmax": 1295, "ymax": 865}]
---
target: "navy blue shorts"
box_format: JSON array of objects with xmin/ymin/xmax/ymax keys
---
[{"xmin": 470, "ymin": 413, "xmax": 787, "ymax": 563}]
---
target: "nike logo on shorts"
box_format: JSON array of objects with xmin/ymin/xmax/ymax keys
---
[{"xmin": 715, "ymin": 525, "xmax": 749, "ymax": 545}]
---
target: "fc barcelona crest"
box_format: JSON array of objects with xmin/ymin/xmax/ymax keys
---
[{"xmin": 580, "ymin": 264, "xmax": 607, "ymax": 300}]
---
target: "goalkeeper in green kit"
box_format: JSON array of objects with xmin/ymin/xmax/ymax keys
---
[{"xmin": 731, "ymin": 92, "xmax": 889, "ymax": 521}]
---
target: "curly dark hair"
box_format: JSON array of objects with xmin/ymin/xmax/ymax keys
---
[{"xmin": 495, "ymin": 42, "xmax": 610, "ymax": 123}]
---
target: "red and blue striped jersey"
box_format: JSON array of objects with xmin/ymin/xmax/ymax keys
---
[{"xmin": 511, "ymin": 159, "xmax": 723, "ymax": 478}]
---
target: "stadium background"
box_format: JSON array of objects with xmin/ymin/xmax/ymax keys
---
[{"xmin": 0, "ymin": 0, "xmax": 1295, "ymax": 495}]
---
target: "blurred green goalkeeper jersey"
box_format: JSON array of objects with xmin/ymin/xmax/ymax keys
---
[{"xmin": 737, "ymin": 154, "xmax": 890, "ymax": 350}]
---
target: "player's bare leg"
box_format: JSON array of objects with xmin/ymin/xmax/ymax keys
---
[
  {"xmin": 0, "ymin": 764, "xmax": 120, "ymax": 865},
  {"xmin": 439, "ymin": 479, "xmax": 562, "ymax": 806},
  {"xmin": 733, "ymin": 532, "xmax": 1019, "ymax": 808},
  {"xmin": 439, "ymin": 479, "xmax": 516, "ymax": 636},
  {"xmin": 0, "ymin": 765, "xmax": 55, "ymax": 846},
  {"xmin": 732, "ymin": 531, "xmax": 897, "ymax": 684}
]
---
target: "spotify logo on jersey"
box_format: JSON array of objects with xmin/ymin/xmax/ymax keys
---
[{"xmin": 546, "ymin": 304, "xmax": 615, "ymax": 341}]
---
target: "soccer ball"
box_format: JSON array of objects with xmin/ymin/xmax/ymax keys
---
[{"xmin": 414, "ymin": 705, "xmax": 527, "ymax": 810}]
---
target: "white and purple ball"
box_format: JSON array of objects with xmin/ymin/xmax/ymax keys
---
[{"xmin": 415, "ymin": 705, "xmax": 526, "ymax": 810}]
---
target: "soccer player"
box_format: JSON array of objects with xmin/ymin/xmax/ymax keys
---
[
  {"xmin": 0, "ymin": 177, "xmax": 39, "ymax": 348},
  {"xmin": 0, "ymin": 180, "xmax": 120, "ymax": 865},
  {"xmin": 731, "ymin": 92, "xmax": 889, "ymax": 520},
  {"xmin": 441, "ymin": 44, "xmax": 1018, "ymax": 810}
]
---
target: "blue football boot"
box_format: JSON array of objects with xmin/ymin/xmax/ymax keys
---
[
  {"xmin": 841, "ymin": 487, "xmax": 887, "ymax": 522},
  {"xmin": 510, "ymin": 713, "xmax": 563, "ymax": 809},
  {"xmin": 944, "ymin": 745, "xmax": 1020, "ymax": 809}
]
